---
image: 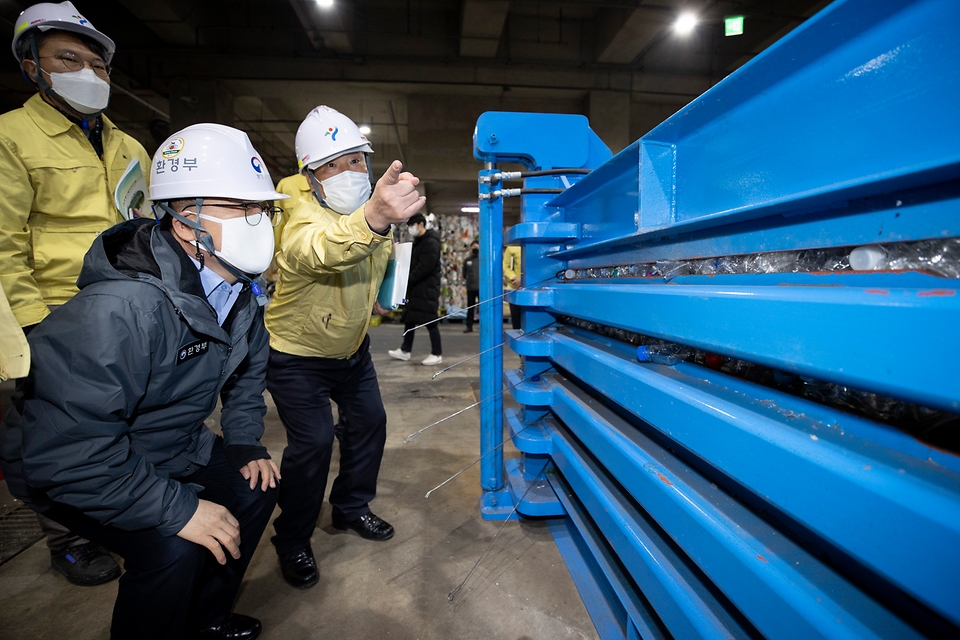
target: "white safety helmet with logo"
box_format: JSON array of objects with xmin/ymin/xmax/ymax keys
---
[
  {"xmin": 12, "ymin": 2, "xmax": 116, "ymax": 117},
  {"xmin": 151, "ymin": 123, "xmax": 287, "ymax": 202},
  {"xmin": 295, "ymin": 105, "xmax": 373, "ymax": 172},
  {"xmin": 11, "ymin": 1, "xmax": 115, "ymax": 62},
  {"xmin": 150, "ymin": 123, "xmax": 289, "ymax": 290},
  {"xmin": 295, "ymin": 105, "xmax": 376, "ymax": 215}
]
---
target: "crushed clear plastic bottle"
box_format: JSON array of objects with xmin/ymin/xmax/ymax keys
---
[{"xmin": 636, "ymin": 344, "xmax": 694, "ymax": 365}]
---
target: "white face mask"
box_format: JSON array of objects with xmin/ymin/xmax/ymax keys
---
[
  {"xmin": 47, "ymin": 68, "xmax": 111, "ymax": 115},
  {"xmin": 319, "ymin": 170, "xmax": 372, "ymax": 215},
  {"xmin": 197, "ymin": 213, "xmax": 275, "ymax": 275}
]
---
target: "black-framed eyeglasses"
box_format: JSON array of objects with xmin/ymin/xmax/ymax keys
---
[
  {"xmin": 211, "ymin": 203, "xmax": 284, "ymax": 227},
  {"xmin": 40, "ymin": 53, "xmax": 111, "ymax": 77}
]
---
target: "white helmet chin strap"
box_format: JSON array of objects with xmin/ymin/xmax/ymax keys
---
[
  {"xmin": 306, "ymin": 170, "xmax": 328, "ymax": 208},
  {"xmin": 26, "ymin": 35, "xmax": 103, "ymax": 126},
  {"xmin": 156, "ymin": 199, "xmax": 215, "ymax": 260},
  {"xmin": 156, "ymin": 199, "xmax": 267, "ymax": 299}
]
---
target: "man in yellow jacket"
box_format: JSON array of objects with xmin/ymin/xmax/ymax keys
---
[
  {"xmin": 265, "ymin": 105, "xmax": 424, "ymax": 589},
  {"xmin": 0, "ymin": 2, "xmax": 149, "ymax": 586}
]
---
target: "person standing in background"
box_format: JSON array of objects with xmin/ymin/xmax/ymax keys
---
[
  {"xmin": 0, "ymin": 1, "xmax": 151, "ymax": 587},
  {"xmin": 503, "ymin": 242, "xmax": 522, "ymax": 331},
  {"xmin": 461, "ymin": 238, "xmax": 479, "ymax": 333},
  {"xmin": 389, "ymin": 213, "xmax": 443, "ymax": 365}
]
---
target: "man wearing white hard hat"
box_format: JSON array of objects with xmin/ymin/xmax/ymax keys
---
[
  {"xmin": 265, "ymin": 105, "xmax": 424, "ymax": 588},
  {"xmin": 0, "ymin": 124, "xmax": 285, "ymax": 640},
  {"xmin": 0, "ymin": 1, "xmax": 150, "ymax": 587}
]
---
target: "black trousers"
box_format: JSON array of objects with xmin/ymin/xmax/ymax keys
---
[
  {"xmin": 267, "ymin": 336, "xmax": 387, "ymax": 555},
  {"xmin": 400, "ymin": 321, "xmax": 442, "ymax": 355},
  {"xmin": 3, "ymin": 377, "xmax": 86, "ymax": 552},
  {"xmin": 41, "ymin": 437, "xmax": 277, "ymax": 640},
  {"xmin": 465, "ymin": 289, "xmax": 479, "ymax": 328},
  {"xmin": 509, "ymin": 302, "xmax": 522, "ymax": 331}
]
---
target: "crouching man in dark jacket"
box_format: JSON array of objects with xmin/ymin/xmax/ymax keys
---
[{"xmin": 0, "ymin": 124, "xmax": 290, "ymax": 640}]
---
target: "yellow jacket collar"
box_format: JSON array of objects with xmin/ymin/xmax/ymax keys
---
[{"xmin": 24, "ymin": 93, "xmax": 115, "ymax": 137}]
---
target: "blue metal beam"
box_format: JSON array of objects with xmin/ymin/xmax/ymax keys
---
[
  {"xmin": 546, "ymin": 281, "xmax": 960, "ymax": 413},
  {"xmin": 550, "ymin": 0, "xmax": 960, "ymax": 254},
  {"xmin": 478, "ymin": 165, "xmax": 505, "ymax": 500},
  {"xmin": 546, "ymin": 330, "xmax": 960, "ymax": 626},
  {"xmin": 547, "ymin": 374, "xmax": 926, "ymax": 639},
  {"xmin": 551, "ymin": 431, "xmax": 755, "ymax": 639}
]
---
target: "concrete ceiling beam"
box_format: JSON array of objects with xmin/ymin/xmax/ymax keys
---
[
  {"xmin": 459, "ymin": 0, "xmax": 510, "ymax": 58},
  {"xmin": 288, "ymin": 0, "xmax": 354, "ymax": 53},
  {"xmin": 154, "ymin": 53, "xmax": 711, "ymax": 98},
  {"xmin": 594, "ymin": 6, "xmax": 667, "ymax": 65},
  {"xmin": 114, "ymin": 0, "xmax": 198, "ymax": 46}
]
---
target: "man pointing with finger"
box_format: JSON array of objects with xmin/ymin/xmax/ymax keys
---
[{"xmin": 265, "ymin": 106, "xmax": 424, "ymax": 589}]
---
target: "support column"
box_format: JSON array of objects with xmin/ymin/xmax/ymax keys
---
[
  {"xmin": 587, "ymin": 90, "xmax": 631, "ymax": 154},
  {"xmin": 169, "ymin": 79, "xmax": 235, "ymax": 130},
  {"xmin": 479, "ymin": 164, "xmax": 504, "ymax": 494}
]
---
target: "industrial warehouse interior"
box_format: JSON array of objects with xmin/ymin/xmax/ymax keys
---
[{"xmin": 1, "ymin": 0, "xmax": 958, "ymax": 639}]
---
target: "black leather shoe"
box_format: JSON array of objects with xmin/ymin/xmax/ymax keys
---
[
  {"xmin": 463, "ymin": 327, "xmax": 473, "ymax": 333},
  {"xmin": 192, "ymin": 613, "xmax": 262, "ymax": 640},
  {"xmin": 278, "ymin": 547, "xmax": 319, "ymax": 589},
  {"xmin": 332, "ymin": 512, "xmax": 395, "ymax": 541},
  {"xmin": 50, "ymin": 542, "xmax": 121, "ymax": 586}
]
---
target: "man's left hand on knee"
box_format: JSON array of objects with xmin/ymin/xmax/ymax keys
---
[{"xmin": 240, "ymin": 458, "xmax": 281, "ymax": 491}]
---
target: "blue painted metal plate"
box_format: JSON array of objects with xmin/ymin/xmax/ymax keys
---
[
  {"xmin": 504, "ymin": 457, "xmax": 564, "ymax": 517},
  {"xmin": 473, "ymin": 0, "xmax": 960, "ymax": 635}
]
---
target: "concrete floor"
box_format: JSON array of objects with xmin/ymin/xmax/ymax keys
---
[{"xmin": 0, "ymin": 322, "xmax": 598, "ymax": 640}]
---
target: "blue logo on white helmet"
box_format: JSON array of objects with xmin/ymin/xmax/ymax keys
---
[{"xmin": 251, "ymin": 157, "xmax": 263, "ymax": 173}]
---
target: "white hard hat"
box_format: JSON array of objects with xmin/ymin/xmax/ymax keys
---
[
  {"xmin": 149, "ymin": 123, "xmax": 289, "ymax": 203},
  {"xmin": 12, "ymin": 2, "xmax": 116, "ymax": 63},
  {"xmin": 295, "ymin": 105, "xmax": 374, "ymax": 172}
]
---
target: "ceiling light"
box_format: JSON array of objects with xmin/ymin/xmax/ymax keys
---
[
  {"xmin": 316, "ymin": 0, "xmax": 334, "ymax": 8},
  {"xmin": 674, "ymin": 12, "xmax": 697, "ymax": 35},
  {"xmin": 461, "ymin": 206, "xmax": 480, "ymax": 213},
  {"xmin": 358, "ymin": 125, "xmax": 371, "ymax": 134}
]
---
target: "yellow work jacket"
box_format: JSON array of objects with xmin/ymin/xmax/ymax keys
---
[
  {"xmin": 0, "ymin": 282, "xmax": 29, "ymax": 381},
  {"xmin": 0, "ymin": 94, "xmax": 151, "ymax": 327},
  {"xmin": 503, "ymin": 244, "xmax": 522, "ymax": 315},
  {"xmin": 503, "ymin": 244, "xmax": 522, "ymax": 290},
  {"xmin": 267, "ymin": 173, "xmax": 311, "ymax": 283},
  {"xmin": 265, "ymin": 196, "xmax": 392, "ymax": 359},
  {"xmin": 273, "ymin": 173, "xmax": 311, "ymax": 249}
]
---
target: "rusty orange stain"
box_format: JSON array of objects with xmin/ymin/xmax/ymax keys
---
[
  {"xmin": 657, "ymin": 472, "xmax": 673, "ymax": 486},
  {"xmin": 917, "ymin": 290, "xmax": 956, "ymax": 298},
  {"xmin": 757, "ymin": 555, "xmax": 768, "ymax": 563},
  {"xmin": 864, "ymin": 289, "xmax": 889, "ymax": 295}
]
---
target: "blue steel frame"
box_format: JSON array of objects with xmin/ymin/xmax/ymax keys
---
[{"xmin": 472, "ymin": 0, "xmax": 960, "ymax": 638}]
